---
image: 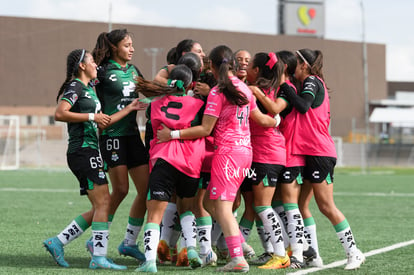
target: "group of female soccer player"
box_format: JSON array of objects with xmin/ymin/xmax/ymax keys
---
[{"xmin": 43, "ymin": 28, "xmax": 366, "ymax": 272}]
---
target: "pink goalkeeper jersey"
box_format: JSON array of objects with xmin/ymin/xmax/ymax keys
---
[
  {"xmin": 292, "ymin": 76, "xmax": 337, "ymax": 158},
  {"xmin": 278, "ymin": 80, "xmax": 305, "ymax": 167},
  {"xmin": 149, "ymin": 95, "xmax": 205, "ymax": 178},
  {"xmin": 249, "ymin": 87, "xmax": 286, "ymax": 165},
  {"xmin": 204, "ymin": 76, "xmax": 257, "ymax": 153}
]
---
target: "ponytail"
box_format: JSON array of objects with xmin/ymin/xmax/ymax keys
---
[
  {"xmin": 136, "ymin": 64, "xmax": 192, "ymax": 99},
  {"xmin": 297, "ymin": 49, "xmax": 324, "ymax": 81},
  {"xmin": 56, "ymin": 49, "xmax": 86, "ymax": 102},
  {"xmin": 92, "ymin": 29, "xmax": 130, "ymax": 66},
  {"xmin": 210, "ymin": 45, "xmax": 248, "ymax": 107}
]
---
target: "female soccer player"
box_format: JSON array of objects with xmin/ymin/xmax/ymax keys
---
[
  {"xmin": 92, "ymin": 29, "xmax": 149, "ymax": 262},
  {"xmin": 157, "ymin": 45, "xmax": 279, "ymax": 273},
  {"xmin": 280, "ymin": 48, "xmax": 365, "ymax": 270},
  {"xmin": 238, "ymin": 51, "xmax": 290, "ymax": 270},
  {"xmin": 234, "ymin": 49, "xmax": 251, "ymax": 83},
  {"xmin": 253, "ymin": 50, "xmax": 309, "ymax": 268},
  {"xmin": 154, "ymin": 39, "xmax": 206, "ymax": 85},
  {"xmin": 43, "ymin": 49, "xmax": 141, "ymax": 270},
  {"xmin": 135, "ymin": 65, "xmax": 206, "ymax": 272}
]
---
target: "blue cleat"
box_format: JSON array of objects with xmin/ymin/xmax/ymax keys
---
[
  {"xmin": 85, "ymin": 237, "xmax": 93, "ymax": 256},
  {"xmin": 118, "ymin": 242, "xmax": 146, "ymax": 262},
  {"xmin": 89, "ymin": 256, "xmax": 127, "ymax": 270},
  {"xmin": 43, "ymin": 237, "xmax": 69, "ymax": 268},
  {"xmin": 187, "ymin": 247, "xmax": 202, "ymax": 269},
  {"xmin": 135, "ymin": 259, "xmax": 157, "ymax": 273}
]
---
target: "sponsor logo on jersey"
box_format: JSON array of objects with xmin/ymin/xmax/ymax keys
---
[{"xmin": 109, "ymin": 74, "xmax": 117, "ymax": 81}]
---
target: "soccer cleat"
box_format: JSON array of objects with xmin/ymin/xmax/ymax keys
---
[
  {"xmin": 170, "ymin": 245, "xmax": 178, "ymax": 263},
  {"xmin": 258, "ymin": 253, "xmax": 290, "ymax": 269},
  {"xmin": 241, "ymin": 242, "xmax": 255, "ymax": 260},
  {"xmin": 89, "ymin": 256, "xmax": 127, "ymax": 270},
  {"xmin": 250, "ymin": 252, "xmax": 273, "ymax": 265},
  {"xmin": 85, "ymin": 237, "xmax": 93, "ymax": 256},
  {"xmin": 200, "ymin": 249, "xmax": 218, "ymax": 267},
  {"xmin": 118, "ymin": 242, "xmax": 146, "ymax": 262},
  {"xmin": 307, "ymin": 256, "xmax": 324, "ymax": 267},
  {"xmin": 286, "ymin": 245, "xmax": 293, "ymax": 257},
  {"xmin": 344, "ymin": 249, "xmax": 365, "ymax": 270},
  {"xmin": 176, "ymin": 247, "xmax": 189, "ymax": 266},
  {"xmin": 187, "ymin": 247, "xmax": 202, "ymax": 269},
  {"xmin": 157, "ymin": 240, "xmax": 171, "ymax": 263},
  {"xmin": 43, "ymin": 237, "xmax": 69, "ymax": 268},
  {"xmin": 214, "ymin": 246, "xmax": 229, "ymax": 261},
  {"xmin": 216, "ymin": 257, "xmax": 249, "ymax": 273},
  {"xmin": 303, "ymin": 246, "xmax": 317, "ymax": 264},
  {"xmin": 135, "ymin": 259, "xmax": 158, "ymax": 273},
  {"xmin": 289, "ymin": 256, "xmax": 306, "ymax": 269}
]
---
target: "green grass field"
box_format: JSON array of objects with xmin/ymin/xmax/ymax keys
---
[{"xmin": 1, "ymin": 167, "xmax": 414, "ymax": 274}]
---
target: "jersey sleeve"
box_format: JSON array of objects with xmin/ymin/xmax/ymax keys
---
[
  {"xmin": 203, "ymin": 87, "xmax": 223, "ymax": 118},
  {"xmin": 301, "ymin": 76, "xmax": 318, "ymax": 98},
  {"xmin": 61, "ymin": 81, "xmax": 83, "ymax": 106}
]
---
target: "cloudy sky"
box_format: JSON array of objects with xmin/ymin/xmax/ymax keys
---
[{"xmin": 1, "ymin": 0, "xmax": 413, "ymax": 82}]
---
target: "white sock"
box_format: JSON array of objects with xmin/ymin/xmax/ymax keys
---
[
  {"xmin": 143, "ymin": 223, "xmax": 160, "ymax": 261},
  {"xmin": 256, "ymin": 222, "xmax": 273, "ymax": 253},
  {"xmin": 239, "ymin": 217, "xmax": 253, "ymax": 242},
  {"xmin": 180, "ymin": 211, "xmax": 197, "ymax": 249},
  {"xmin": 211, "ymin": 220, "xmax": 222, "ymax": 246},
  {"xmin": 274, "ymin": 205, "xmax": 290, "ymax": 249},
  {"xmin": 196, "ymin": 216, "xmax": 213, "ymax": 255},
  {"xmin": 304, "ymin": 220, "xmax": 320, "ymax": 257},
  {"xmin": 92, "ymin": 222, "xmax": 109, "ymax": 257},
  {"xmin": 160, "ymin": 203, "xmax": 178, "ymax": 244},
  {"xmin": 57, "ymin": 219, "xmax": 85, "ymax": 245},
  {"xmin": 335, "ymin": 220, "xmax": 358, "ymax": 255},
  {"xmin": 124, "ymin": 224, "xmax": 140, "ymax": 246},
  {"xmin": 256, "ymin": 206, "xmax": 285, "ymax": 257},
  {"xmin": 285, "ymin": 205, "xmax": 304, "ymax": 262},
  {"xmin": 217, "ymin": 234, "xmax": 227, "ymax": 250}
]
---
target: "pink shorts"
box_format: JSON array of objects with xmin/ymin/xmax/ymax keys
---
[{"xmin": 207, "ymin": 149, "xmax": 252, "ymax": 201}]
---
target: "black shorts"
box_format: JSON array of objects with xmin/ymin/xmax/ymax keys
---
[
  {"xmin": 99, "ymin": 135, "xmax": 149, "ymax": 169},
  {"xmin": 240, "ymin": 162, "xmax": 284, "ymax": 192},
  {"xmin": 67, "ymin": 147, "xmax": 108, "ymax": 196},
  {"xmin": 148, "ymin": 159, "xmax": 199, "ymax": 201},
  {"xmin": 278, "ymin": 166, "xmax": 304, "ymax": 184},
  {"xmin": 198, "ymin": 172, "xmax": 211, "ymax": 189},
  {"xmin": 303, "ymin": 156, "xmax": 336, "ymax": 183}
]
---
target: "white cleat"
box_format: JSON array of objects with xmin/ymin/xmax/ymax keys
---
[
  {"xmin": 344, "ymin": 249, "xmax": 365, "ymax": 270},
  {"xmin": 200, "ymin": 250, "xmax": 218, "ymax": 267}
]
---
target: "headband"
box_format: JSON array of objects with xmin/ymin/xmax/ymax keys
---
[
  {"xmin": 265, "ymin": 52, "xmax": 278, "ymax": 69},
  {"xmin": 296, "ymin": 50, "xmax": 310, "ymax": 67},
  {"xmin": 78, "ymin": 49, "xmax": 86, "ymax": 66}
]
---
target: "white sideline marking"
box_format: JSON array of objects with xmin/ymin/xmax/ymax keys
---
[
  {"xmin": 0, "ymin": 188, "xmax": 76, "ymax": 193},
  {"xmin": 334, "ymin": 192, "xmax": 414, "ymax": 197},
  {"xmin": 287, "ymin": 239, "xmax": 414, "ymax": 275}
]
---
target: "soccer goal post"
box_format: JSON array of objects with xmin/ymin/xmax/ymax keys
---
[{"xmin": 0, "ymin": 115, "xmax": 20, "ymax": 170}]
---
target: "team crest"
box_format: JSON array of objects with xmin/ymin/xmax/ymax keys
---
[
  {"xmin": 98, "ymin": 169, "xmax": 105, "ymax": 179},
  {"xmin": 111, "ymin": 152, "xmax": 119, "ymax": 162}
]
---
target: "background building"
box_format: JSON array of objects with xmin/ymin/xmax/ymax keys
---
[{"xmin": 2, "ymin": 16, "xmax": 402, "ymax": 168}]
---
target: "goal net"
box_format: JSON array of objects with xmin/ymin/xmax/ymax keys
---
[{"xmin": 0, "ymin": 115, "xmax": 20, "ymax": 170}]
